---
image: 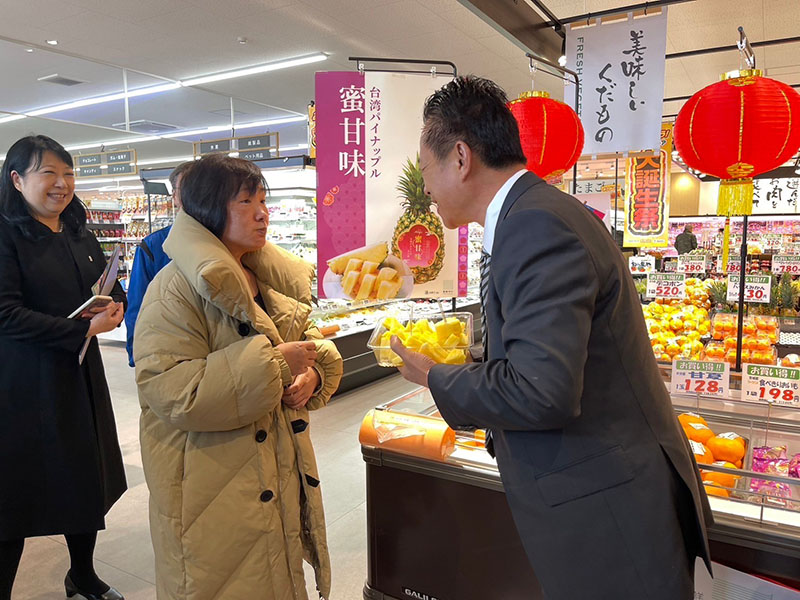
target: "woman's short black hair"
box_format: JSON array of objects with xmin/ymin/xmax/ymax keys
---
[
  {"xmin": 179, "ymin": 153, "xmax": 266, "ymax": 238},
  {"xmin": 422, "ymin": 75, "xmax": 527, "ymax": 169},
  {"xmin": 0, "ymin": 135, "xmax": 86, "ymax": 240}
]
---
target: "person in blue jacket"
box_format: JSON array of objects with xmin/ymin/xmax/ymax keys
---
[{"xmin": 125, "ymin": 161, "xmax": 193, "ymax": 366}]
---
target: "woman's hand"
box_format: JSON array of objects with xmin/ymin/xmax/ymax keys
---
[
  {"xmin": 86, "ymin": 302, "xmax": 124, "ymax": 337},
  {"xmin": 276, "ymin": 341, "xmax": 317, "ymax": 376},
  {"xmin": 282, "ymin": 367, "xmax": 320, "ymax": 410}
]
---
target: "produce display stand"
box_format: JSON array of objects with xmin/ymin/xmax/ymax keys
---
[{"xmin": 359, "ymin": 387, "xmax": 800, "ymax": 599}]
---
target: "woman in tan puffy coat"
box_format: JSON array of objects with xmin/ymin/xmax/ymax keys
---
[{"xmin": 134, "ymin": 154, "xmax": 343, "ymax": 600}]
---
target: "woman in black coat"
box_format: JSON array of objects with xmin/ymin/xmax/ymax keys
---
[{"xmin": 0, "ymin": 136, "xmax": 127, "ymax": 600}]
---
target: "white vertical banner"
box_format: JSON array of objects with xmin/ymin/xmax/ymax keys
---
[
  {"xmin": 565, "ymin": 9, "xmax": 668, "ymax": 155},
  {"xmin": 364, "ymin": 72, "xmax": 463, "ymax": 298}
]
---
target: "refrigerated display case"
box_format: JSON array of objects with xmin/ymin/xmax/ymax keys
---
[{"xmin": 359, "ymin": 386, "xmax": 800, "ymax": 599}]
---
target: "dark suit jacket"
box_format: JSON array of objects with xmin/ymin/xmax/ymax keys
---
[{"xmin": 429, "ymin": 172, "xmax": 712, "ymax": 599}]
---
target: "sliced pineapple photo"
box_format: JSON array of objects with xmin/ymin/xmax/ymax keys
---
[{"xmin": 323, "ymin": 241, "xmax": 413, "ymax": 301}]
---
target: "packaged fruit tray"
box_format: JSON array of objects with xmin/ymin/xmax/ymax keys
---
[{"xmin": 368, "ymin": 313, "xmax": 473, "ymax": 367}]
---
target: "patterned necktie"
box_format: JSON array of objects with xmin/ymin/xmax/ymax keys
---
[{"xmin": 479, "ymin": 250, "xmax": 491, "ymax": 356}]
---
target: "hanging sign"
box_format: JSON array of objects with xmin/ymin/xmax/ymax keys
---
[
  {"xmin": 193, "ymin": 133, "xmax": 279, "ymax": 159},
  {"xmin": 752, "ymin": 177, "xmax": 800, "ymax": 214},
  {"xmin": 73, "ymin": 149, "xmax": 138, "ymax": 178},
  {"xmin": 315, "ymin": 71, "xmax": 464, "ymax": 301},
  {"xmin": 565, "ymin": 8, "xmax": 668, "ymax": 155},
  {"xmin": 741, "ymin": 365, "xmax": 800, "ymax": 405},
  {"xmin": 622, "ymin": 123, "xmax": 673, "ymax": 247},
  {"xmin": 727, "ymin": 275, "xmax": 771, "ymax": 304},
  {"xmin": 670, "ymin": 360, "xmax": 730, "ymax": 398},
  {"xmin": 646, "ymin": 273, "xmax": 685, "ymax": 299},
  {"xmin": 308, "ymin": 102, "xmax": 317, "ymax": 159}
]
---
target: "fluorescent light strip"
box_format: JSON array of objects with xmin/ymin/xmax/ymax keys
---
[
  {"xmin": 12, "ymin": 53, "xmax": 326, "ymax": 120},
  {"xmin": 26, "ymin": 83, "xmax": 181, "ymax": 117},
  {"xmin": 0, "ymin": 114, "xmax": 26, "ymax": 125},
  {"xmin": 64, "ymin": 116, "xmax": 306, "ymax": 152},
  {"xmin": 182, "ymin": 53, "xmax": 327, "ymax": 87}
]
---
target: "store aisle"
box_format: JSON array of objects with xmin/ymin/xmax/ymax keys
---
[{"xmin": 12, "ymin": 342, "xmax": 418, "ymax": 600}]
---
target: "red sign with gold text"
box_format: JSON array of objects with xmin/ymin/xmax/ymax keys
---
[{"xmin": 623, "ymin": 123, "xmax": 672, "ymax": 247}]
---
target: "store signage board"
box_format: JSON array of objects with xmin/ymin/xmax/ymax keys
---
[
  {"xmin": 76, "ymin": 154, "xmax": 102, "ymax": 166},
  {"xmin": 241, "ymin": 150, "xmax": 271, "ymax": 161},
  {"xmin": 198, "ymin": 139, "xmax": 232, "ymax": 155},
  {"xmin": 629, "ymin": 255, "xmax": 655, "ymax": 274},
  {"xmin": 239, "ymin": 135, "xmax": 271, "ymax": 150},
  {"xmin": 771, "ymin": 255, "xmax": 800, "ymax": 275},
  {"xmin": 646, "ymin": 273, "xmax": 685, "ymax": 299},
  {"xmin": 670, "ymin": 360, "xmax": 730, "ymax": 398},
  {"xmin": 741, "ymin": 364, "xmax": 800, "ymax": 405},
  {"xmin": 74, "ymin": 150, "xmax": 138, "ymax": 178},
  {"xmin": 564, "ymin": 9, "xmax": 668, "ymax": 155},
  {"xmin": 677, "ymin": 255, "xmax": 707, "ymax": 274},
  {"xmin": 107, "ymin": 163, "xmax": 135, "ymax": 175},
  {"xmin": 621, "ymin": 123, "xmax": 673, "ymax": 247},
  {"xmin": 105, "ymin": 151, "xmax": 133, "ymax": 164},
  {"xmin": 727, "ymin": 275, "xmax": 771, "ymax": 304},
  {"xmin": 77, "ymin": 166, "xmax": 102, "ymax": 177},
  {"xmin": 315, "ymin": 71, "xmax": 464, "ymax": 300}
]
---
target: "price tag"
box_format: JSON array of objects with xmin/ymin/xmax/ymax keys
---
[
  {"xmin": 628, "ymin": 255, "xmax": 655, "ymax": 274},
  {"xmin": 771, "ymin": 255, "xmax": 800, "ymax": 275},
  {"xmin": 741, "ymin": 364, "xmax": 800, "ymax": 405},
  {"xmin": 646, "ymin": 273, "xmax": 686, "ymax": 299},
  {"xmin": 762, "ymin": 233, "xmax": 782, "ymax": 251},
  {"xmin": 670, "ymin": 360, "xmax": 730, "ymax": 398},
  {"xmin": 727, "ymin": 275, "xmax": 771, "ymax": 304},
  {"xmin": 664, "ymin": 260, "xmax": 677, "ymax": 273},
  {"xmin": 677, "ymin": 255, "xmax": 707, "ymax": 274}
]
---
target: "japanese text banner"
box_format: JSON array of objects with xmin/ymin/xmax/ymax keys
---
[
  {"xmin": 566, "ymin": 9, "xmax": 668, "ymax": 155},
  {"xmin": 623, "ymin": 122, "xmax": 672, "ymax": 247},
  {"xmin": 315, "ymin": 71, "xmax": 463, "ymax": 301}
]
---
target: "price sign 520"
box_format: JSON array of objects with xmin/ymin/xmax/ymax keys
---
[
  {"xmin": 647, "ymin": 274, "xmax": 686, "ymax": 300},
  {"xmin": 656, "ymin": 285, "xmax": 682, "ymax": 296}
]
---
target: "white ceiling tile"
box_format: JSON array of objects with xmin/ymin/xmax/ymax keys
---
[
  {"xmin": 0, "ymin": 0, "xmax": 88, "ymax": 28},
  {"xmin": 338, "ymin": 1, "xmax": 451, "ymax": 42}
]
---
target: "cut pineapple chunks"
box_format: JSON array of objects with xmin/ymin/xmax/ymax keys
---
[
  {"xmin": 327, "ymin": 243, "xmax": 388, "ymax": 275},
  {"xmin": 331, "ymin": 245, "xmax": 405, "ymax": 301},
  {"xmin": 375, "ymin": 315, "xmax": 470, "ymax": 366}
]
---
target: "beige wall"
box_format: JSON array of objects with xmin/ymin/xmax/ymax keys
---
[{"xmin": 670, "ymin": 173, "xmax": 701, "ymax": 216}]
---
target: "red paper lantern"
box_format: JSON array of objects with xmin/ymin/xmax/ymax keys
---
[
  {"xmin": 674, "ymin": 69, "xmax": 800, "ymax": 216},
  {"xmin": 508, "ymin": 91, "xmax": 584, "ymax": 180}
]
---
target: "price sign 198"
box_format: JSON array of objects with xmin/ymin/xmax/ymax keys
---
[{"xmin": 758, "ymin": 387, "xmax": 796, "ymax": 403}]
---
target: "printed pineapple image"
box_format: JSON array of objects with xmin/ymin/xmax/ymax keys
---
[{"xmin": 391, "ymin": 155, "xmax": 446, "ymax": 284}]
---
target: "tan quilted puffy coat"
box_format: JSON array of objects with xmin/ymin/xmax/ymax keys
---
[{"xmin": 134, "ymin": 211, "xmax": 343, "ymax": 600}]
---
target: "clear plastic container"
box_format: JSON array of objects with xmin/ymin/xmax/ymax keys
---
[{"xmin": 367, "ymin": 312, "xmax": 474, "ymax": 367}]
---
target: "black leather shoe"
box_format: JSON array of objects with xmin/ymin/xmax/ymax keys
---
[{"xmin": 65, "ymin": 573, "xmax": 124, "ymax": 600}]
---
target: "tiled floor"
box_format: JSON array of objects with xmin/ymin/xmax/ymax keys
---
[{"xmin": 12, "ymin": 341, "xmax": 418, "ymax": 600}]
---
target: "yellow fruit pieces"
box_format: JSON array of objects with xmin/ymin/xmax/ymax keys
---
[
  {"xmin": 376, "ymin": 317, "xmax": 469, "ymax": 365},
  {"xmin": 328, "ymin": 243, "xmax": 404, "ymax": 301}
]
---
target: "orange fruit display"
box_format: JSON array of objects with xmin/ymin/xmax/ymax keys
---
[
  {"xmin": 683, "ymin": 423, "xmax": 715, "ymax": 444},
  {"xmin": 678, "ymin": 413, "xmax": 708, "ymax": 428},
  {"xmin": 690, "ymin": 440, "xmax": 714, "ymax": 465},
  {"xmin": 703, "ymin": 482, "xmax": 730, "ymax": 498},
  {"xmin": 706, "ymin": 433, "xmax": 746, "ymax": 463},
  {"xmin": 702, "ymin": 462, "xmax": 740, "ymax": 489}
]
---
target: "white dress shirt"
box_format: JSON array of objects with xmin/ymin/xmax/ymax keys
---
[{"xmin": 482, "ymin": 169, "xmax": 527, "ymax": 255}]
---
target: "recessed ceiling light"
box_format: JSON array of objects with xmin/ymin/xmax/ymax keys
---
[
  {"xmin": 237, "ymin": 36, "xmax": 248, "ymax": 45},
  {"xmin": 46, "ymin": 39, "xmax": 58, "ymax": 45},
  {"xmin": 25, "ymin": 48, "xmax": 33, "ymax": 53}
]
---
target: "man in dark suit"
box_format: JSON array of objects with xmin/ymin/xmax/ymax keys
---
[{"xmin": 390, "ymin": 76, "xmax": 712, "ymax": 599}]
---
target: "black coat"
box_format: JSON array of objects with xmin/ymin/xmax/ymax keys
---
[
  {"xmin": 0, "ymin": 218, "xmax": 127, "ymax": 540},
  {"xmin": 429, "ymin": 172, "xmax": 712, "ymax": 599}
]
